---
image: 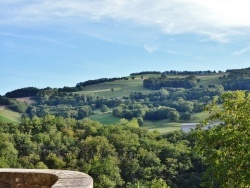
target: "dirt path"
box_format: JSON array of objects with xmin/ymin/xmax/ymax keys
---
[
  {"xmin": 16, "ymin": 97, "xmax": 35, "ymax": 104},
  {"xmin": 0, "ymin": 106, "xmax": 6, "ymax": 111}
]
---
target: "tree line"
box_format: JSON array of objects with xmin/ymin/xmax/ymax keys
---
[
  {"xmin": 162, "ymin": 70, "xmax": 218, "ymax": 75},
  {"xmin": 130, "ymin": 71, "xmax": 161, "ymax": 76},
  {"xmin": 143, "ymin": 76, "xmax": 198, "ymax": 90},
  {"xmin": 76, "ymin": 77, "xmax": 129, "ymax": 89},
  {"xmin": 226, "ymin": 67, "xmax": 250, "ymax": 78},
  {"xmin": 5, "ymin": 87, "xmax": 40, "ymax": 98}
]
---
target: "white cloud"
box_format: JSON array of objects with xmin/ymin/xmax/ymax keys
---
[
  {"xmin": 144, "ymin": 44, "xmax": 157, "ymax": 53},
  {"xmin": 2, "ymin": 0, "xmax": 250, "ymax": 42}
]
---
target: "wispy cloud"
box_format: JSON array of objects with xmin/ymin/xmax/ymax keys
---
[
  {"xmin": 232, "ymin": 47, "xmax": 250, "ymax": 56},
  {"xmin": 164, "ymin": 49, "xmax": 205, "ymax": 60},
  {"xmin": 0, "ymin": 32, "xmax": 71, "ymax": 46},
  {"xmin": 2, "ymin": 0, "xmax": 250, "ymax": 43},
  {"xmin": 143, "ymin": 43, "xmax": 204, "ymax": 60}
]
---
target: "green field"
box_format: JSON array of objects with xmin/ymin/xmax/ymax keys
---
[
  {"xmin": 75, "ymin": 77, "xmax": 155, "ymax": 98},
  {"xmin": 142, "ymin": 120, "xmax": 181, "ymax": 134},
  {"xmin": 196, "ymin": 73, "xmax": 227, "ymax": 86},
  {"xmin": 88, "ymin": 112, "xmax": 120, "ymax": 124},
  {"xmin": 142, "ymin": 111, "xmax": 208, "ymax": 134},
  {"xmin": 88, "ymin": 112, "xmax": 181, "ymax": 134},
  {"xmin": 87, "ymin": 110, "xmax": 209, "ymax": 134},
  {"xmin": 0, "ymin": 108, "xmax": 21, "ymax": 123}
]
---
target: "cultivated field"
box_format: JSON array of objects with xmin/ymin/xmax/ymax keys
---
[
  {"xmin": 0, "ymin": 108, "xmax": 21, "ymax": 123},
  {"xmin": 16, "ymin": 97, "xmax": 35, "ymax": 104}
]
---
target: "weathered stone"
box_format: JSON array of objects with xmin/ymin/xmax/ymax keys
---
[{"xmin": 0, "ymin": 169, "xmax": 93, "ymax": 188}]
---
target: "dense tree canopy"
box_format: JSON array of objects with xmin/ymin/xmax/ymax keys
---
[
  {"xmin": 222, "ymin": 79, "xmax": 250, "ymax": 90},
  {"xmin": 5, "ymin": 87, "xmax": 40, "ymax": 98},
  {"xmin": 195, "ymin": 91, "xmax": 250, "ymax": 187},
  {"xmin": 0, "ymin": 116, "xmax": 203, "ymax": 187},
  {"xmin": 143, "ymin": 76, "xmax": 198, "ymax": 90}
]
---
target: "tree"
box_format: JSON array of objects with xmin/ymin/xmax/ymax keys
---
[
  {"xmin": 100, "ymin": 105, "xmax": 109, "ymax": 113},
  {"xmin": 79, "ymin": 136, "xmax": 123, "ymax": 188},
  {"xmin": 0, "ymin": 133, "xmax": 18, "ymax": 167},
  {"xmin": 195, "ymin": 91, "xmax": 250, "ymax": 187},
  {"xmin": 180, "ymin": 112, "xmax": 191, "ymax": 121},
  {"xmin": 112, "ymin": 107, "xmax": 123, "ymax": 117},
  {"xmin": 137, "ymin": 117, "xmax": 144, "ymax": 126},
  {"xmin": 150, "ymin": 178, "xmax": 169, "ymax": 188},
  {"xmin": 167, "ymin": 110, "xmax": 180, "ymax": 121},
  {"xmin": 46, "ymin": 153, "xmax": 66, "ymax": 169}
]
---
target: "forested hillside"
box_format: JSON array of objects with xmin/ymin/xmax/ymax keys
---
[
  {"xmin": 1, "ymin": 68, "xmax": 250, "ymax": 187},
  {"xmin": 0, "ymin": 70, "xmax": 226, "ymax": 128}
]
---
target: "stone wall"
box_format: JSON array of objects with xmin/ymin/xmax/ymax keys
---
[{"xmin": 0, "ymin": 169, "xmax": 93, "ymax": 188}]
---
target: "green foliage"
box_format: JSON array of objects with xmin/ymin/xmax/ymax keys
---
[
  {"xmin": 223, "ymin": 78, "xmax": 250, "ymax": 90},
  {"xmin": 100, "ymin": 105, "xmax": 109, "ymax": 113},
  {"xmin": 195, "ymin": 91, "xmax": 250, "ymax": 187},
  {"xmin": 143, "ymin": 75, "xmax": 198, "ymax": 90},
  {"xmin": 227, "ymin": 67, "xmax": 250, "ymax": 79},
  {"xmin": 180, "ymin": 112, "xmax": 192, "ymax": 121},
  {"xmin": 8, "ymin": 99, "xmax": 29, "ymax": 113},
  {"xmin": 167, "ymin": 110, "xmax": 180, "ymax": 121},
  {"xmin": 0, "ymin": 133, "xmax": 18, "ymax": 167},
  {"xmin": 46, "ymin": 153, "xmax": 66, "ymax": 169},
  {"xmin": 5, "ymin": 87, "xmax": 39, "ymax": 98},
  {"xmin": 0, "ymin": 116, "xmax": 202, "ymax": 187},
  {"xmin": 0, "ymin": 96, "xmax": 10, "ymax": 105}
]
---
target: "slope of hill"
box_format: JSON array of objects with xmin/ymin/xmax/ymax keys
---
[
  {"xmin": 0, "ymin": 71, "xmax": 227, "ymax": 133},
  {"xmin": 0, "ymin": 106, "xmax": 21, "ymax": 123}
]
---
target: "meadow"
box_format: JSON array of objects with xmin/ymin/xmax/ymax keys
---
[
  {"xmin": 0, "ymin": 107, "xmax": 21, "ymax": 123},
  {"xmin": 87, "ymin": 110, "xmax": 209, "ymax": 134}
]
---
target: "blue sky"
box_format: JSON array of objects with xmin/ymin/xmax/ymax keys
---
[{"xmin": 1, "ymin": 0, "xmax": 250, "ymax": 95}]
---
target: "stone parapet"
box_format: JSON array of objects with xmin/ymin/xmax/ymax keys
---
[{"xmin": 0, "ymin": 169, "xmax": 93, "ymax": 188}]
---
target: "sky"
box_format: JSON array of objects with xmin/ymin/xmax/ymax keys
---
[{"xmin": 1, "ymin": 0, "xmax": 250, "ymax": 95}]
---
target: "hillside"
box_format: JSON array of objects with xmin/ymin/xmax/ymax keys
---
[
  {"xmin": 0, "ymin": 71, "xmax": 228, "ymax": 133},
  {"xmin": 0, "ymin": 106, "xmax": 21, "ymax": 123},
  {"xmin": 0, "ymin": 69, "xmax": 249, "ymax": 187}
]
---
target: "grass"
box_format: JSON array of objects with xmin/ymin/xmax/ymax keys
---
[
  {"xmin": 0, "ymin": 108, "xmax": 21, "ymax": 123},
  {"xmin": 196, "ymin": 73, "xmax": 227, "ymax": 86},
  {"xmin": 142, "ymin": 120, "xmax": 181, "ymax": 134},
  {"xmin": 191, "ymin": 111, "xmax": 210, "ymax": 122},
  {"xmin": 89, "ymin": 112, "xmax": 181, "ymax": 134},
  {"xmin": 75, "ymin": 73, "xmax": 226, "ymax": 98},
  {"xmin": 88, "ymin": 110, "xmax": 210, "ymax": 134},
  {"xmin": 75, "ymin": 78, "xmax": 153, "ymax": 98},
  {"xmin": 88, "ymin": 112, "xmax": 120, "ymax": 125}
]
